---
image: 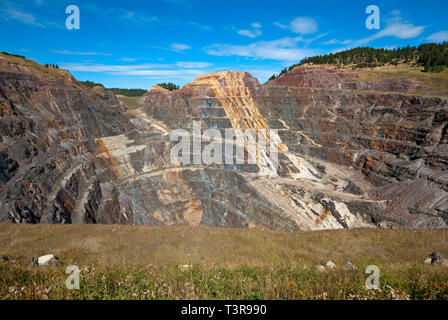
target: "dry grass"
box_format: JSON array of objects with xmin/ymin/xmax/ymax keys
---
[
  {"xmin": 0, "ymin": 53, "xmax": 71, "ymax": 80},
  {"xmin": 0, "ymin": 224, "xmax": 446, "ymax": 268},
  {"xmin": 1, "ymin": 224, "xmax": 447, "ymax": 300},
  {"xmin": 356, "ymin": 63, "xmax": 448, "ymax": 97},
  {"xmin": 116, "ymin": 95, "xmax": 144, "ymax": 110}
]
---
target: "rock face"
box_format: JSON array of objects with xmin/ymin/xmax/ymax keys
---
[
  {"xmin": 263, "ymin": 65, "xmax": 448, "ymax": 228},
  {"xmin": 0, "ymin": 54, "xmax": 134, "ymax": 224},
  {"xmin": 0, "ymin": 56, "xmax": 447, "ymax": 230}
]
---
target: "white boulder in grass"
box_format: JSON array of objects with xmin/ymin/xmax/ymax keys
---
[
  {"xmin": 326, "ymin": 261, "xmax": 336, "ymax": 269},
  {"xmin": 38, "ymin": 254, "xmax": 57, "ymax": 266}
]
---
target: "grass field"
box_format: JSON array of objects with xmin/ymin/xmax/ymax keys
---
[
  {"xmin": 354, "ymin": 63, "xmax": 448, "ymax": 97},
  {"xmin": 116, "ymin": 95, "xmax": 144, "ymax": 110},
  {"xmin": 0, "ymin": 224, "xmax": 447, "ymax": 300}
]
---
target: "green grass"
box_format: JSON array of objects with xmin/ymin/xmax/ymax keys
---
[
  {"xmin": 1, "ymin": 262, "xmax": 447, "ymax": 300},
  {"xmin": 0, "ymin": 224, "xmax": 447, "ymax": 300}
]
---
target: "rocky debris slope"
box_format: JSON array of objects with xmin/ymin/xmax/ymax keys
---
[{"xmin": 0, "ymin": 56, "xmax": 446, "ymax": 229}]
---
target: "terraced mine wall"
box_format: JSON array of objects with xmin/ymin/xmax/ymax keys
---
[{"xmin": 0, "ymin": 56, "xmax": 446, "ymax": 229}]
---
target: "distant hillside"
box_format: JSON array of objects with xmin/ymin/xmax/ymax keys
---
[
  {"xmin": 79, "ymin": 80, "xmax": 103, "ymax": 88},
  {"xmin": 79, "ymin": 81, "xmax": 146, "ymax": 97},
  {"xmin": 270, "ymin": 42, "xmax": 448, "ymax": 80}
]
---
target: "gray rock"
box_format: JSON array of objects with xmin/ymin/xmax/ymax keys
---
[
  {"xmin": 342, "ymin": 261, "xmax": 355, "ymax": 269},
  {"xmin": 326, "ymin": 261, "xmax": 336, "ymax": 269},
  {"xmin": 430, "ymin": 252, "xmax": 448, "ymax": 266}
]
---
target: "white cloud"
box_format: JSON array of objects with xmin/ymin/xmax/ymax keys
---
[
  {"xmin": 189, "ymin": 21, "xmax": 211, "ymax": 31},
  {"xmin": 60, "ymin": 61, "xmax": 211, "ymax": 82},
  {"xmin": 113, "ymin": 69, "xmax": 204, "ymax": 76},
  {"xmin": 324, "ymin": 10, "xmax": 425, "ymax": 51},
  {"xmin": 205, "ymin": 37, "xmax": 317, "ymax": 62},
  {"xmin": 83, "ymin": 4, "xmax": 158, "ymax": 26},
  {"xmin": 427, "ymin": 30, "xmax": 448, "ymax": 42},
  {"xmin": 119, "ymin": 57, "xmax": 138, "ymax": 62},
  {"xmin": 60, "ymin": 61, "xmax": 212, "ymax": 77},
  {"xmin": 289, "ymin": 17, "xmax": 318, "ymax": 35},
  {"xmin": 170, "ymin": 43, "xmax": 191, "ymax": 51},
  {"xmin": 331, "ymin": 22, "xmax": 426, "ymax": 50},
  {"xmin": 375, "ymin": 23, "xmax": 425, "ymax": 39},
  {"xmin": 351, "ymin": 23, "xmax": 425, "ymax": 46},
  {"xmin": 52, "ymin": 50, "xmax": 112, "ymax": 56},
  {"xmin": 273, "ymin": 22, "xmax": 288, "ymax": 29},
  {"xmin": 323, "ymin": 39, "xmax": 353, "ymax": 45},
  {"xmin": 273, "ymin": 17, "xmax": 318, "ymax": 35},
  {"xmin": 120, "ymin": 11, "xmax": 158, "ymax": 24},
  {"xmin": 237, "ymin": 22, "xmax": 263, "ymax": 38},
  {"xmin": 0, "ymin": 6, "xmax": 46, "ymax": 28},
  {"xmin": 384, "ymin": 9, "xmax": 406, "ymax": 25},
  {"xmin": 61, "ymin": 63, "xmax": 166, "ymax": 73},
  {"xmin": 237, "ymin": 29, "xmax": 262, "ymax": 38},
  {"xmin": 175, "ymin": 61, "xmax": 212, "ymax": 68}
]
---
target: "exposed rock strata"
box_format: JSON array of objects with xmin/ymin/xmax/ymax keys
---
[{"xmin": 1, "ymin": 56, "xmax": 447, "ymax": 230}]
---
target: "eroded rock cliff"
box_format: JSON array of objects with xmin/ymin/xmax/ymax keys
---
[{"xmin": 0, "ymin": 55, "xmax": 446, "ymax": 229}]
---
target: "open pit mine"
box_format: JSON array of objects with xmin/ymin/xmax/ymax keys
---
[{"xmin": 1, "ymin": 54, "xmax": 447, "ymax": 230}]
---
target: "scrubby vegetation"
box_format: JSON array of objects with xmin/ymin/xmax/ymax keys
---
[
  {"xmin": 80, "ymin": 80, "xmax": 103, "ymax": 88},
  {"xmin": 269, "ymin": 42, "xmax": 448, "ymax": 80},
  {"xmin": 43, "ymin": 64, "xmax": 59, "ymax": 69},
  {"xmin": 157, "ymin": 82, "xmax": 180, "ymax": 91},
  {"xmin": 109, "ymin": 88, "xmax": 146, "ymax": 97},
  {"xmin": 79, "ymin": 81, "xmax": 146, "ymax": 97}
]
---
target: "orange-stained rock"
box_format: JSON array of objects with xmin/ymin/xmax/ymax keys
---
[{"xmin": 1, "ymin": 55, "xmax": 447, "ymax": 229}]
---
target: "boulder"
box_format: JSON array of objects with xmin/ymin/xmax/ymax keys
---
[
  {"xmin": 326, "ymin": 261, "xmax": 336, "ymax": 269},
  {"xmin": 38, "ymin": 254, "xmax": 60, "ymax": 266},
  {"xmin": 424, "ymin": 258, "xmax": 432, "ymax": 265},
  {"xmin": 342, "ymin": 261, "xmax": 355, "ymax": 269},
  {"xmin": 430, "ymin": 252, "xmax": 448, "ymax": 266}
]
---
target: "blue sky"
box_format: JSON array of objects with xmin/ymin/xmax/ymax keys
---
[{"xmin": 1, "ymin": 0, "xmax": 448, "ymax": 89}]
